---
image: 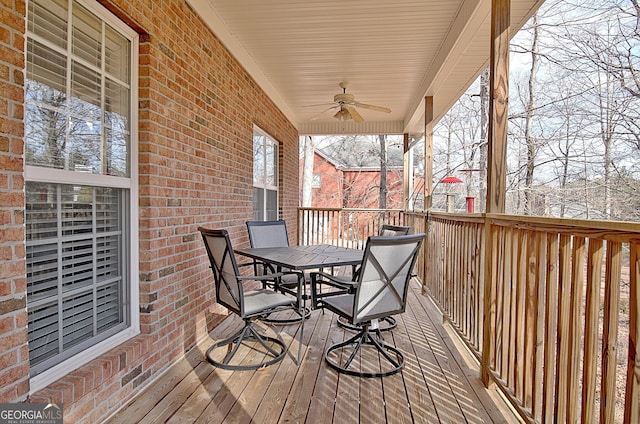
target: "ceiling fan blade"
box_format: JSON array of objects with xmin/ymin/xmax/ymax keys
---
[
  {"xmin": 302, "ymin": 102, "xmax": 337, "ymax": 108},
  {"xmin": 347, "ymin": 106, "xmax": 364, "ymax": 123},
  {"xmin": 309, "ymin": 105, "xmax": 339, "ymax": 121},
  {"xmin": 354, "ymin": 102, "xmax": 391, "ymax": 113}
]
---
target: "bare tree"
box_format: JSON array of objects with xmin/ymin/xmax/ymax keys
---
[
  {"xmin": 502, "ymin": 0, "xmax": 640, "ymax": 220},
  {"xmin": 478, "ymin": 68, "xmax": 490, "ymax": 212},
  {"xmin": 523, "ymin": 14, "xmax": 540, "ymax": 215},
  {"xmin": 378, "ymin": 134, "xmax": 388, "ymax": 209},
  {"xmin": 301, "ymin": 136, "xmax": 315, "ymax": 207}
]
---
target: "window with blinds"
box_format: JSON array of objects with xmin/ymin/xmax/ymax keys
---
[
  {"xmin": 25, "ymin": 0, "xmax": 137, "ymax": 378},
  {"xmin": 253, "ymin": 127, "xmax": 279, "ymax": 221}
]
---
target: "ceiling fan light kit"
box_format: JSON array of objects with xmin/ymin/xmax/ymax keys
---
[{"xmin": 308, "ymin": 82, "xmax": 391, "ymax": 122}]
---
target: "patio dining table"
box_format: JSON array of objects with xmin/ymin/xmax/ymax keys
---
[
  {"xmin": 235, "ymin": 244, "xmax": 363, "ymax": 272},
  {"xmin": 235, "ymin": 244, "xmax": 364, "ymax": 310}
]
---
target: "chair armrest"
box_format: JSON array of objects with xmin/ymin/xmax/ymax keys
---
[
  {"xmin": 238, "ymin": 271, "xmax": 304, "ymax": 290},
  {"xmin": 239, "ymin": 271, "xmax": 304, "ymax": 308},
  {"xmin": 237, "ymin": 262, "xmax": 257, "ymax": 270},
  {"xmin": 310, "ymin": 271, "xmax": 356, "ymax": 309},
  {"xmin": 310, "ymin": 271, "xmax": 355, "ymax": 288},
  {"xmin": 237, "ymin": 262, "xmax": 299, "ymax": 280},
  {"xmin": 237, "ymin": 272, "xmax": 285, "ymax": 283}
]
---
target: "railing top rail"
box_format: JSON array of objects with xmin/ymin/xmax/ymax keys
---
[
  {"xmin": 427, "ymin": 212, "xmax": 485, "ymax": 224},
  {"xmin": 485, "ymin": 213, "xmax": 640, "ymax": 240},
  {"xmin": 301, "ymin": 207, "xmax": 640, "ymax": 241},
  {"xmin": 298, "ymin": 207, "xmax": 404, "ymax": 213}
]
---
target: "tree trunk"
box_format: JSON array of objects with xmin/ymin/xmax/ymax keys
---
[
  {"xmin": 301, "ymin": 136, "xmax": 315, "ymax": 207},
  {"xmin": 478, "ymin": 68, "xmax": 489, "ymax": 213},
  {"xmin": 524, "ymin": 14, "xmax": 539, "ymax": 215},
  {"xmin": 378, "ymin": 134, "xmax": 387, "ymax": 209},
  {"xmin": 559, "ymin": 118, "xmax": 570, "ymax": 218}
]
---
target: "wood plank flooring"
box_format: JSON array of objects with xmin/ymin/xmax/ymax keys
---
[{"xmin": 106, "ymin": 282, "xmax": 520, "ymax": 423}]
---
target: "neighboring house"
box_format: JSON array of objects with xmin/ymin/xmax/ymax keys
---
[
  {"xmin": 302, "ymin": 150, "xmax": 344, "ymax": 209},
  {"xmin": 302, "ymin": 145, "xmax": 404, "ymax": 210}
]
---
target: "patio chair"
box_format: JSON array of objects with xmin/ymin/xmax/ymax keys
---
[
  {"xmin": 380, "ymin": 224, "xmax": 412, "ymax": 236},
  {"xmin": 315, "ymin": 233, "xmax": 424, "ymax": 377},
  {"xmin": 246, "ymin": 220, "xmax": 310, "ymax": 323},
  {"xmin": 314, "ymin": 223, "xmax": 413, "ymax": 333},
  {"xmin": 199, "ymin": 227, "xmax": 304, "ymax": 370}
]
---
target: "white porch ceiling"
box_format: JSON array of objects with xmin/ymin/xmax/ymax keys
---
[{"xmin": 187, "ymin": 0, "xmax": 545, "ymax": 137}]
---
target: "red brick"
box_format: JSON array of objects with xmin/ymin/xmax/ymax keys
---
[
  {"xmin": 0, "ymin": 364, "xmax": 29, "ymax": 391},
  {"xmin": 0, "ymin": 262, "xmax": 26, "ymax": 279},
  {"xmin": 5, "ymin": 0, "xmax": 300, "ymax": 421},
  {"xmin": 0, "ymin": 315, "xmax": 16, "ymax": 334},
  {"xmin": 0, "ymin": 349, "xmax": 17, "ymax": 369}
]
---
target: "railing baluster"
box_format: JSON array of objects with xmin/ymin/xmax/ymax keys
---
[
  {"xmin": 497, "ymin": 226, "xmax": 508, "ymax": 376},
  {"xmin": 625, "ymin": 243, "xmax": 639, "ymax": 424},
  {"xmin": 533, "ymin": 231, "xmax": 547, "ymax": 418},
  {"xmin": 542, "ymin": 233, "xmax": 559, "ymax": 424},
  {"xmin": 568, "ymin": 237, "xmax": 586, "ymax": 423},
  {"xmin": 509, "ymin": 228, "xmax": 519, "ymax": 391},
  {"xmin": 556, "ymin": 233, "xmax": 572, "ymax": 421},
  {"xmin": 601, "ymin": 241, "xmax": 622, "ymax": 423},
  {"xmin": 582, "ymin": 239, "xmax": 604, "ymax": 423},
  {"xmin": 523, "ymin": 230, "xmax": 538, "ymax": 410},
  {"xmin": 515, "ymin": 229, "xmax": 527, "ymax": 402}
]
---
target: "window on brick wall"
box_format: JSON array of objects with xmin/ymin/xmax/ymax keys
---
[
  {"xmin": 25, "ymin": 0, "xmax": 139, "ymax": 386},
  {"xmin": 253, "ymin": 127, "xmax": 279, "ymax": 220},
  {"xmin": 312, "ymin": 174, "xmax": 321, "ymax": 188}
]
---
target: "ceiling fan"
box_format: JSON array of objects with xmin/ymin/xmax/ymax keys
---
[{"xmin": 307, "ymin": 82, "xmax": 391, "ymax": 123}]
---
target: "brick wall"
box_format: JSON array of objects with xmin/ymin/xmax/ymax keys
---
[
  {"xmin": 343, "ymin": 169, "xmax": 404, "ymax": 209},
  {"xmin": 1, "ymin": 0, "xmax": 299, "ymax": 422},
  {"xmin": 308, "ymin": 152, "xmax": 344, "ymax": 208},
  {"xmin": 0, "ymin": 0, "xmax": 29, "ymax": 405},
  {"xmin": 305, "ymin": 152, "xmax": 404, "ymax": 209}
]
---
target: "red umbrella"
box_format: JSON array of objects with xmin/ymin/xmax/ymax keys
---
[{"xmin": 440, "ymin": 175, "xmax": 463, "ymax": 184}]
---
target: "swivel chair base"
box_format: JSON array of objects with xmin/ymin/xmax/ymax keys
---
[
  {"xmin": 336, "ymin": 315, "xmax": 397, "ymax": 333},
  {"xmin": 260, "ymin": 306, "xmax": 312, "ymax": 324},
  {"xmin": 206, "ymin": 323, "xmax": 286, "ymax": 370},
  {"xmin": 325, "ymin": 327, "xmax": 405, "ymax": 378}
]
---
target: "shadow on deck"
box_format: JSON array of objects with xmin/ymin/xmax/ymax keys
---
[{"xmin": 106, "ymin": 281, "xmax": 520, "ymax": 423}]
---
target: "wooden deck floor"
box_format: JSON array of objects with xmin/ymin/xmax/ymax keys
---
[{"xmin": 106, "ymin": 281, "xmax": 520, "ymax": 423}]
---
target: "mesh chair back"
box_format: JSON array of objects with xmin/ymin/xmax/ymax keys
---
[
  {"xmin": 380, "ymin": 224, "xmax": 412, "ymax": 236},
  {"xmin": 352, "ymin": 234, "xmax": 424, "ymax": 325},
  {"xmin": 246, "ymin": 220, "xmax": 290, "ymax": 248},
  {"xmin": 199, "ymin": 228, "xmax": 242, "ymax": 315}
]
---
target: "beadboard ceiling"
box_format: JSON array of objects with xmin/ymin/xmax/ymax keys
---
[{"xmin": 187, "ymin": 0, "xmax": 544, "ymax": 137}]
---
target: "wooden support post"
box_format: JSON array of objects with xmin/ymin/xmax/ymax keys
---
[
  {"xmin": 486, "ymin": 0, "xmax": 510, "ymax": 215},
  {"xmin": 424, "ymin": 96, "xmax": 433, "ymax": 211},
  {"xmin": 403, "ymin": 133, "xmax": 410, "ymax": 211},
  {"xmin": 481, "ymin": 0, "xmax": 510, "ymax": 387},
  {"xmin": 625, "ymin": 243, "xmax": 640, "ymax": 424},
  {"xmin": 423, "ymin": 97, "xmax": 434, "ymax": 296}
]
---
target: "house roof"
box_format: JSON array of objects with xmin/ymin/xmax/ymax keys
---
[{"xmin": 187, "ymin": 0, "xmax": 545, "ymax": 137}]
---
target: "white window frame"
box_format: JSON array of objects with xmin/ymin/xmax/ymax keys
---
[
  {"xmin": 312, "ymin": 174, "xmax": 321, "ymax": 188},
  {"xmin": 253, "ymin": 126, "xmax": 279, "ymax": 221},
  {"xmin": 25, "ymin": 0, "xmax": 139, "ymax": 394}
]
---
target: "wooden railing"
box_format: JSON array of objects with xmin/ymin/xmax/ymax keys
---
[
  {"xmin": 480, "ymin": 214, "xmax": 640, "ymax": 424},
  {"xmin": 413, "ymin": 211, "xmax": 486, "ymax": 354},
  {"xmin": 298, "ymin": 207, "xmax": 640, "ymax": 424},
  {"xmin": 297, "ymin": 207, "xmax": 404, "ymax": 249}
]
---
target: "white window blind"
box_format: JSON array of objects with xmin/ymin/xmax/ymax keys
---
[{"xmin": 26, "ymin": 182, "xmax": 126, "ymax": 372}]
